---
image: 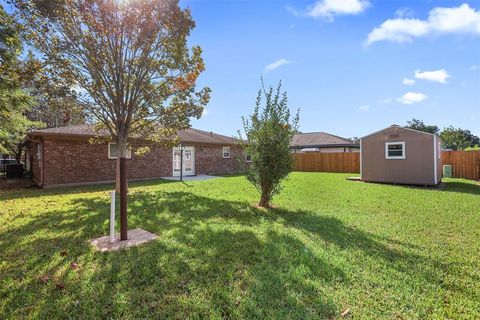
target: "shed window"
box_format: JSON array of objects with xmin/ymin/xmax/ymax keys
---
[
  {"xmin": 385, "ymin": 142, "xmax": 405, "ymax": 159},
  {"xmin": 245, "ymin": 154, "xmax": 252, "ymax": 162},
  {"xmin": 108, "ymin": 143, "xmax": 131, "ymax": 159},
  {"xmin": 223, "ymin": 147, "xmax": 230, "ymax": 159}
]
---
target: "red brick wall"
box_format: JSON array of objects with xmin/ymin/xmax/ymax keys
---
[
  {"xmin": 194, "ymin": 144, "xmax": 244, "ymax": 174},
  {"xmin": 38, "ymin": 138, "xmax": 244, "ymax": 187}
]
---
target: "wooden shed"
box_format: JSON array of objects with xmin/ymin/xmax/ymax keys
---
[{"xmin": 360, "ymin": 125, "xmax": 442, "ymax": 186}]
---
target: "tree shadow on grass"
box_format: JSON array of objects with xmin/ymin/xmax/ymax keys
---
[
  {"xmin": 1, "ymin": 188, "xmax": 478, "ymax": 318},
  {"xmin": 0, "ymin": 178, "xmax": 177, "ymax": 201},
  {"xmin": 440, "ymin": 180, "xmax": 480, "ymax": 195}
]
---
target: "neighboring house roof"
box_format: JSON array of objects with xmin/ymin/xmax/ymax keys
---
[
  {"xmin": 361, "ymin": 125, "xmax": 438, "ymax": 139},
  {"xmin": 290, "ymin": 132, "xmax": 358, "ymax": 148},
  {"xmin": 29, "ymin": 124, "xmax": 240, "ymax": 145}
]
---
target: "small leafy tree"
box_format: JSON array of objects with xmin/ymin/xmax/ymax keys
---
[{"xmin": 241, "ymin": 81, "xmax": 299, "ymax": 208}]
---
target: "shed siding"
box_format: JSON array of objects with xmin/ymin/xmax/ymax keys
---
[{"xmin": 361, "ymin": 126, "xmax": 438, "ymax": 185}]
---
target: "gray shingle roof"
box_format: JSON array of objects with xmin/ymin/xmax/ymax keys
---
[
  {"xmin": 30, "ymin": 124, "xmax": 240, "ymax": 145},
  {"xmin": 290, "ymin": 132, "xmax": 357, "ymax": 147}
]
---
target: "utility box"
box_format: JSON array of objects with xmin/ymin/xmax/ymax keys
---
[
  {"xmin": 443, "ymin": 165, "xmax": 452, "ymax": 178},
  {"xmin": 6, "ymin": 164, "xmax": 24, "ymax": 178}
]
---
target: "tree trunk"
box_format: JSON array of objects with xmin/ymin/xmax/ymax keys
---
[
  {"xmin": 258, "ymin": 191, "xmax": 271, "ymax": 208},
  {"xmin": 117, "ymin": 137, "xmax": 129, "ymax": 241},
  {"xmin": 119, "ymin": 156, "xmax": 128, "ymax": 240},
  {"xmin": 12, "ymin": 144, "xmax": 23, "ymax": 164}
]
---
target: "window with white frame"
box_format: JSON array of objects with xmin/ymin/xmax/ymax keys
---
[
  {"xmin": 222, "ymin": 146, "xmax": 230, "ymax": 158},
  {"xmin": 385, "ymin": 141, "xmax": 405, "ymax": 159},
  {"xmin": 245, "ymin": 153, "xmax": 252, "ymax": 162},
  {"xmin": 108, "ymin": 142, "xmax": 132, "ymax": 159}
]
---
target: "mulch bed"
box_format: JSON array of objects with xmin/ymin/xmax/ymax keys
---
[{"xmin": 0, "ymin": 178, "xmax": 38, "ymax": 190}]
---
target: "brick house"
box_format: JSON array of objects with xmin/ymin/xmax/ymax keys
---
[{"xmin": 27, "ymin": 124, "xmax": 246, "ymax": 188}]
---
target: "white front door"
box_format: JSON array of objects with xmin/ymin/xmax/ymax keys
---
[{"xmin": 173, "ymin": 147, "xmax": 195, "ymax": 176}]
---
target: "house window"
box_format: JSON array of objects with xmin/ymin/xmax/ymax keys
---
[
  {"xmin": 108, "ymin": 142, "xmax": 132, "ymax": 159},
  {"xmin": 245, "ymin": 154, "xmax": 252, "ymax": 162},
  {"xmin": 385, "ymin": 141, "xmax": 406, "ymax": 159},
  {"xmin": 223, "ymin": 147, "xmax": 230, "ymax": 159}
]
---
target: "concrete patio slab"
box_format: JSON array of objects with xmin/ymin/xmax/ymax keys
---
[
  {"xmin": 161, "ymin": 174, "xmax": 221, "ymax": 181},
  {"xmin": 90, "ymin": 228, "xmax": 158, "ymax": 252}
]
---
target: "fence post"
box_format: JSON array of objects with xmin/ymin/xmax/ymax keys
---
[{"xmin": 110, "ymin": 191, "xmax": 115, "ymax": 243}]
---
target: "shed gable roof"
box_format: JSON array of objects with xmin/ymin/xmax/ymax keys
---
[
  {"xmin": 361, "ymin": 125, "xmax": 437, "ymax": 140},
  {"xmin": 30, "ymin": 124, "xmax": 240, "ymax": 145}
]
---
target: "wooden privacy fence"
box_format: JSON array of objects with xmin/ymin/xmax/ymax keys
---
[
  {"xmin": 294, "ymin": 152, "xmax": 360, "ymax": 173},
  {"xmin": 442, "ymin": 150, "xmax": 480, "ymax": 181},
  {"xmin": 294, "ymin": 150, "xmax": 480, "ymax": 180}
]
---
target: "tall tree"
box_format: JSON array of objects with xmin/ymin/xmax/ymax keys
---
[
  {"xmin": 241, "ymin": 81, "xmax": 299, "ymax": 208},
  {"xmin": 26, "ymin": 76, "xmax": 88, "ymax": 128},
  {"xmin": 405, "ymin": 118, "xmax": 440, "ymax": 135},
  {"xmin": 440, "ymin": 126, "xmax": 480, "ymax": 150},
  {"xmin": 0, "ymin": 5, "xmax": 39, "ymax": 159},
  {"xmin": 16, "ymin": 0, "xmax": 210, "ymax": 240}
]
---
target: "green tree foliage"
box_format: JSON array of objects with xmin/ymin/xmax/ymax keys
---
[
  {"xmin": 15, "ymin": 0, "xmax": 210, "ymax": 239},
  {"xmin": 0, "ymin": 5, "xmax": 39, "ymax": 159},
  {"xmin": 440, "ymin": 126, "xmax": 480, "ymax": 150},
  {"xmin": 26, "ymin": 77, "xmax": 88, "ymax": 128},
  {"xmin": 16, "ymin": 0, "xmax": 210, "ymax": 152},
  {"xmin": 241, "ymin": 81, "xmax": 299, "ymax": 208},
  {"xmin": 464, "ymin": 145, "xmax": 480, "ymax": 151},
  {"xmin": 405, "ymin": 118, "xmax": 440, "ymax": 135}
]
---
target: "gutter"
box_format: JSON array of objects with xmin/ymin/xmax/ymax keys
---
[{"xmin": 290, "ymin": 144, "xmax": 360, "ymax": 149}]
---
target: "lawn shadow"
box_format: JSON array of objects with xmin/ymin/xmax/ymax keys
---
[
  {"xmin": 351, "ymin": 178, "xmax": 480, "ymax": 196},
  {"xmin": 1, "ymin": 190, "xmax": 340, "ymax": 318},
  {"xmin": 0, "ymin": 178, "xmax": 177, "ymax": 201},
  {"xmin": 439, "ymin": 180, "xmax": 480, "ymax": 195},
  {"xmin": 2, "ymin": 185, "xmax": 478, "ymax": 318}
]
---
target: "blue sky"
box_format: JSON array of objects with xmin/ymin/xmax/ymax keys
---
[{"xmin": 184, "ymin": 0, "xmax": 480, "ymax": 139}]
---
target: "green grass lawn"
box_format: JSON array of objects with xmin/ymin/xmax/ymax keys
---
[{"xmin": 1, "ymin": 173, "xmax": 480, "ymax": 319}]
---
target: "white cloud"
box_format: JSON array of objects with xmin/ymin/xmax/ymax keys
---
[
  {"xmin": 264, "ymin": 59, "xmax": 292, "ymax": 73},
  {"xmin": 358, "ymin": 105, "xmax": 370, "ymax": 112},
  {"xmin": 202, "ymin": 108, "xmax": 208, "ymax": 116},
  {"xmin": 365, "ymin": 3, "xmax": 480, "ymax": 45},
  {"xmin": 397, "ymin": 92, "xmax": 428, "ymax": 105},
  {"xmin": 402, "ymin": 78, "xmax": 416, "ymax": 85},
  {"xmin": 378, "ymin": 98, "xmax": 392, "ymax": 104},
  {"xmin": 289, "ymin": 0, "xmax": 369, "ymax": 21},
  {"xmin": 470, "ymin": 64, "xmax": 480, "ymax": 71},
  {"xmin": 414, "ymin": 69, "xmax": 450, "ymax": 83}
]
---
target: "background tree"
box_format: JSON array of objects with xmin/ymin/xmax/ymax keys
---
[
  {"xmin": 16, "ymin": 0, "xmax": 210, "ymax": 240},
  {"xmin": 241, "ymin": 81, "xmax": 299, "ymax": 208},
  {"xmin": 440, "ymin": 126, "xmax": 480, "ymax": 150},
  {"xmin": 0, "ymin": 5, "xmax": 40, "ymax": 160},
  {"xmin": 405, "ymin": 118, "xmax": 440, "ymax": 135}
]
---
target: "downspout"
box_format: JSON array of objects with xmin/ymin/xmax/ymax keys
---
[
  {"xmin": 359, "ymin": 138, "xmax": 363, "ymax": 180},
  {"xmin": 27, "ymin": 136, "xmax": 44, "ymax": 187},
  {"xmin": 40, "ymin": 138, "xmax": 44, "ymax": 188},
  {"xmin": 433, "ymin": 135, "xmax": 438, "ymax": 185}
]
